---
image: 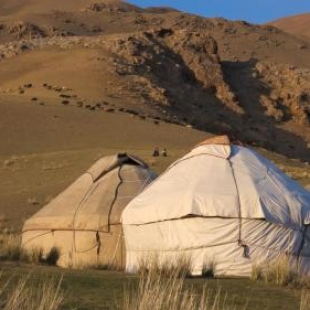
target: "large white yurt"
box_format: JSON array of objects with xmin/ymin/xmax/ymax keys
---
[
  {"xmin": 22, "ymin": 153, "xmax": 156, "ymax": 269},
  {"xmin": 121, "ymin": 136, "xmax": 310, "ymax": 277}
]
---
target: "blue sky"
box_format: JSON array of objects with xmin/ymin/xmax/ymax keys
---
[{"xmin": 129, "ymin": 0, "xmax": 310, "ymax": 24}]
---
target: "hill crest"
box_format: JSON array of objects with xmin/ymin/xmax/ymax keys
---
[{"xmin": 269, "ymin": 13, "xmax": 310, "ymax": 40}]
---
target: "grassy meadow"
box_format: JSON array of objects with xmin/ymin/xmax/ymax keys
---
[{"xmin": 0, "ymin": 262, "xmax": 306, "ymax": 310}]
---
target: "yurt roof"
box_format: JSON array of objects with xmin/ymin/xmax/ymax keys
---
[
  {"xmin": 23, "ymin": 153, "xmax": 154, "ymax": 232},
  {"xmin": 122, "ymin": 136, "xmax": 310, "ymax": 229}
]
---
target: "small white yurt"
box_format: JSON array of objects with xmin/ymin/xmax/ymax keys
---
[
  {"xmin": 121, "ymin": 136, "xmax": 310, "ymax": 277},
  {"xmin": 22, "ymin": 153, "xmax": 156, "ymax": 269}
]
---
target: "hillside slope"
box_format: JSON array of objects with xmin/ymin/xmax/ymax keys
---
[
  {"xmin": 0, "ymin": 0, "xmax": 309, "ymax": 161},
  {"xmin": 269, "ymin": 13, "xmax": 310, "ymax": 40}
]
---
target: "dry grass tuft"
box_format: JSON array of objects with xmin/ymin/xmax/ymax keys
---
[
  {"xmin": 0, "ymin": 233, "xmax": 22, "ymax": 261},
  {"xmin": 264, "ymin": 255, "xmax": 299, "ymax": 286},
  {"xmin": 137, "ymin": 253, "xmax": 193, "ymax": 278},
  {"xmin": 300, "ymin": 290, "xmax": 310, "ymax": 310},
  {"xmin": 0, "ymin": 275, "xmax": 63, "ymax": 310},
  {"xmin": 0, "ymin": 233, "xmax": 46, "ymax": 264},
  {"xmin": 252, "ymin": 255, "xmax": 310, "ymax": 287},
  {"xmin": 21, "ymin": 246, "xmax": 60, "ymax": 266},
  {"xmin": 251, "ymin": 262, "xmax": 263, "ymax": 282},
  {"xmin": 202, "ymin": 258, "xmax": 216, "ymax": 278},
  {"xmin": 20, "ymin": 247, "xmax": 43, "ymax": 264},
  {"xmin": 121, "ymin": 269, "xmax": 233, "ymax": 310}
]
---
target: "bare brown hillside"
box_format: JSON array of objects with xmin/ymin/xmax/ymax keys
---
[
  {"xmin": 269, "ymin": 13, "xmax": 310, "ymax": 40},
  {"xmin": 0, "ymin": 0, "xmax": 309, "ymax": 161}
]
